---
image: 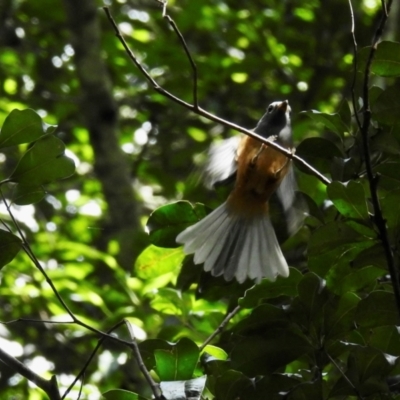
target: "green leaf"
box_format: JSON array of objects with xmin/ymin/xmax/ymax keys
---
[
  {"xmin": 102, "ymin": 389, "xmax": 148, "ymax": 400},
  {"xmin": 0, "ymin": 230, "xmax": 22, "ymax": 269},
  {"xmin": 239, "ymin": 267, "xmax": 302, "ymax": 308},
  {"xmin": 147, "ymin": 201, "xmax": 208, "ymax": 248},
  {"xmin": 0, "ymin": 109, "xmax": 45, "ymax": 148},
  {"xmin": 358, "ymin": 41, "xmax": 400, "ymax": 77},
  {"xmin": 297, "ymin": 272, "xmax": 330, "ymax": 319},
  {"xmin": 233, "ymin": 304, "xmax": 289, "ymax": 334},
  {"xmin": 324, "ymin": 292, "xmax": 360, "ymax": 340},
  {"xmin": 327, "ymin": 181, "xmax": 369, "ymax": 219},
  {"xmin": 372, "ymin": 85, "xmax": 400, "ymax": 127},
  {"xmin": 368, "ymin": 326, "xmax": 400, "ymax": 356},
  {"xmin": 138, "ymin": 339, "xmax": 174, "ymax": 370},
  {"xmin": 230, "ymin": 330, "xmax": 311, "ymax": 375},
  {"xmin": 9, "ymin": 135, "xmax": 75, "ymax": 185},
  {"xmin": 296, "ymin": 137, "xmax": 343, "ymax": 175},
  {"xmin": 301, "ymin": 110, "xmax": 349, "ymax": 138},
  {"xmin": 308, "ymin": 221, "xmax": 366, "ymax": 259},
  {"xmin": 12, "ymin": 184, "xmax": 46, "ymax": 205},
  {"xmin": 155, "ymin": 338, "xmax": 199, "ymax": 381},
  {"xmin": 135, "ymin": 245, "xmax": 185, "ymax": 279},
  {"xmin": 355, "ymin": 291, "xmax": 400, "ymax": 328},
  {"xmin": 215, "ymin": 370, "xmax": 255, "ymax": 400}
]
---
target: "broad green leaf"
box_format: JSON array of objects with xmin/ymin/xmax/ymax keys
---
[
  {"xmin": 327, "ymin": 181, "xmax": 369, "ymax": 219},
  {"xmin": 352, "ymin": 243, "xmax": 386, "ymax": 269},
  {"xmin": 215, "ymin": 370, "xmax": 255, "ymax": 400},
  {"xmin": 150, "ymin": 287, "xmax": 186, "ymax": 316},
  {"xmin": 358, "ymin": 41, "xmax": 400, "ymax": 77},
  {"xmin": 160, "ymin": 376, "xmax": 206, "ymax": 400},
  {"xmin": 233, "ymin": 304, "xmax": 289, "ymax": 334},
  {"xmin": 339, "ymin": 266, "xmax": 386, "ymax": 294},
  {"xmin": 12, "ymin": 184, "xmax": 46, "ymax": 205},
  {"xmin": 147, "ymin": 201, "xmax": 208, "ymax": 248},
  {"xmin": 369, "ymin": 326, "xmax": 400, "ymax": 356},
  {"xmin": 308, "ymin": 221, "xmax": 365, "ymax": 258},
  {"xmin": 328, "ymin": 346, "xmax": 393, "ymax": 397},
  {"xmin": 201, "ymin": 345, "xmax": 228, "ymax": 360},
  {"xmin": 297, "ymin": 272, "xmax": 330, "ymax": 319},
  {"xmin": 239, "ymin": 268, "xmax": 302, "ymax": 308},
  {"xmin": 296, "ymin": 137, "xmax": 343, "ymax": 175},
  {"xmin": 355, "ymin": 291, "xmax": 400, "ymax": 328},
  {"xmin": 372, "ymin": 85, "xmax": 400, "ymax": 127},
  {"xmin": 230, "ymin": 330, "xmax": 311, "ymax": 375},
  {"xmin": 0, "ymin": 230, "xmax": 22, "ymax": 269},
  {"xmin": 0, "ymin": 109, "xmax": 45, "ymax": 148},
  {"xmin": 155, "ymin": 338, "xmax": 199, "ymax": 381},
  {"xmin": 324, "ymin": 292, "xmax": 360, "ymax": 340},
  {"xmin": 370, "ymin": 131, "xmax": 400, "ymax": 155},
  {"xmin": 102, "ymin": 389, "xmax": 148, "ymax": 400},
  {"xmin": 301, "ymin": 110, "xmax": 349, "ymax": 138},
  {"xmin": 138, "ymin": 339, "xmax": 174, "ymax": 370},
  {"xmin": 9, "ymin": 135, "xmax": 75, "ymax": 185},
  {"xmin": 135, "ymin": 245, "xmax": 184, "ymax": 279}
]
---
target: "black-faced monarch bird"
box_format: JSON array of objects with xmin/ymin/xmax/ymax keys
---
[{"xmin": 177, "ymin": 100, "xmax": 304, "ymax": 283}]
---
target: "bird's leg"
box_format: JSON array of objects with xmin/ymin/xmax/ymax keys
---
[
  {"xmin": 273, "ymin": 147, "xmax": 295, "ymax": 177},
  {"xmin": 251, "ymin": 144, "xmax": 265, "ymax": 165}
]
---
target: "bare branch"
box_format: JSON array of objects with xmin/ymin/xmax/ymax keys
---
[
  {"xmin": 103, "ymin": 7, "xmax": 331, "ymax": 187},
  {"xmin": 124, "ymin": 320, "xmax": 164, "ymax": 400},
  {"xmin": 62, "ymin": 320, "xmax": 126, "ymax": 399},
  {"xmin": 0, "ymin": 347, "xmax": 61, "ymax": 400},
  {"xmin": 358, "ymin": 0, "xmax": 400, "ymax": 318},
  {"xmin": 199, "ymin": 305, "xmax": 241, "ymax": 352},
  {"xmin": 326, "ymin": 352, "xmax": 363, "ymax": 399}
]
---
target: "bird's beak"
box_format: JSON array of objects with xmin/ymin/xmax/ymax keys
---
[{"xmin": 277, "ymin": 100, "xmax": 289, "ymax": 112}]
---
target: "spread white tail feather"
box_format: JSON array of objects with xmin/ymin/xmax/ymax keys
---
[{"xmin": 176, "ymin": 202, "xmax": 289, "ymax": 283}]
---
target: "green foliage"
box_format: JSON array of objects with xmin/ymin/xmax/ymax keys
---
[{"xmin": 0, "ymin": 1, "xmax": 399, "ymax": 400}]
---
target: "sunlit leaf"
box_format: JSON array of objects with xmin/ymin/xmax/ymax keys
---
[
  {"xmin": 327, "ymin": 181, "xmax": 369, "ymax": 219},
  {"xmin": 155, "ymin": 338, "xmax": 199, "ymax": 381},
  {"xmin": 301, "ymin": 110, "xmax": 349, "ymax": 138},
  {"xmin": 135, "ymin": 245, "xmax": 184, "ymax": 279},
  {"xmin": 9, "ymin": 134, "xmax": 75, "ymax": 185},
  {"xmin": 358, "ymin": 41, "xmax": 400, "ymax": 77},
  {"xmin": 147, "ymin": 201, "xmax": 208, "ymax": 248}
]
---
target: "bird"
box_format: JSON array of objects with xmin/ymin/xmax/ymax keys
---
[{"xmin": 176, "ymin": 100, "xmax": 303, "ymax": 284}]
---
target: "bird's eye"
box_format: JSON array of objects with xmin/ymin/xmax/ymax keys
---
[{"xmin": 267, "ymin": 105, "xmax": 274, "ymax": 113}]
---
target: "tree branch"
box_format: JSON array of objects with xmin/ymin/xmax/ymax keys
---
[
  {"xmin": 199, "ymin": 305, "xmax": 241, "ymax": 351},
  {"xmin": 103, "ymin": 6, "xmax": 331, "ymax": 187},
  {"xmin": 357, "ymin": 0, "xmax": 400, "ymax": 319},
  {"xmin": 124, "ymin": 320, "xmax": 164, "ymax": 400},
  {"xmin": 0, "ymin": 347, "xmax": 61, "ymax": 400}
]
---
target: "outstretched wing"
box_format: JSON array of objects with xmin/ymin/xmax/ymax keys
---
[{"xmin": 202, "ymin": 136, "xmax": 240, "ymax": 189}]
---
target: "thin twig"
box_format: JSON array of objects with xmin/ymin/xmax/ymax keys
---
[
  {"xmin": 0, "ymin": 192, "xmax": 148, "ymax": 349},
  {"xmin": 103, "ymin": 7, "xmax": 331, "ymax": 187},
  {"xmin": 358, "ymin": 0, "xmax": 400, "ymax": 318},
  {"xmin": 347, "ymin": 0, "xmax": 362, "ymax": 132},
  {"xmin": 62, "ymin": 320, "xmax": 126, "ymax": 399},
  {"xmin": 199, "ymin": 305, "xmax": 241, "ymax": 351},
  {"xmin": 124, "ymin": 320, "xmax": 163, "ymax": 400},
  {"xmin": 326, "ymin": 353, "xmax": 363, "ymax": 399}
]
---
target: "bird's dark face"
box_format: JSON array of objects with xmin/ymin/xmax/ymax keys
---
[{"xmin": 254, "ymin": 100, "xmax": 292, "ymax": 143}]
